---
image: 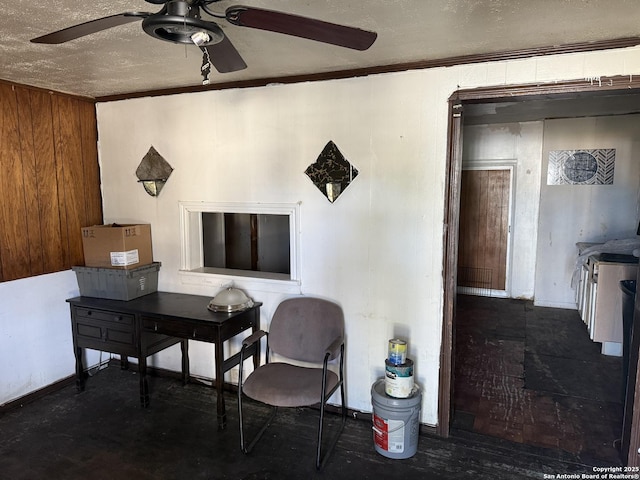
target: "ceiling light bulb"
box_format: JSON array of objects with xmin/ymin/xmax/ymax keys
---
[{"xmin": 191, "ymin": 31, "xmax": 210, "ymax": 46}]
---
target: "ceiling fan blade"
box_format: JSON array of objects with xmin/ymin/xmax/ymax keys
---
[
  {"xmin": 202, "ymin": 36, "xmax": 247, "ymax": 73},
  {"xmin": 225, "ymin": 6, "xmax": 377, "ymax": 51},
  {"xmin": 31, "ymin": 12, "xmax": 151, "ymax": 44}
]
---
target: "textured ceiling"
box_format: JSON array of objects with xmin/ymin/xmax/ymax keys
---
[{"xmin": 3, "ymin": 0, "xmax": 640, "ymax": 98}]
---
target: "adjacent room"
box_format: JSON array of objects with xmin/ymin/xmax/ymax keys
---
[{"xmin": 451, "ymin": 92, "xmax": 640, "ymax": 465}]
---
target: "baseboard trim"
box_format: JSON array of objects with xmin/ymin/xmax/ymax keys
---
[
  {"xmin": 532, "ymin": 300, "xmax": 578, "ymax": 310},
  {"xmin": 0, "ymin": 359, "xmax": 111, "ymax": 415},
  {"xmin": 0, "ymin": 374, "xmax": 76, "ymax": 415}
]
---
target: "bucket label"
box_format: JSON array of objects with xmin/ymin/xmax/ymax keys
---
[
  {"xmin": 385, "ymin": 374, "xmax": 414, "ymax": 398},
  {"xmin": 385, "ymin": 358, "xmax": 415, "ymax": 398},
  {"xmin": 373, "ymin": 414, "xmax": 405, "ymax": 453}
]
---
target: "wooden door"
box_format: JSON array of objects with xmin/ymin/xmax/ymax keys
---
[{"xmin": 457, "ymin": 168, "xmax": 511, "ymax": 295}]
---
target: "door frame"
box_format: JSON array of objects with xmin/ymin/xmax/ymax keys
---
[
  {"xmin": 438, "ymin": 76, "xmax": 640, "ymax": 467},
  {"xmin": 458, "ymin": 163, "xmax": 515, "ymax": 298}
]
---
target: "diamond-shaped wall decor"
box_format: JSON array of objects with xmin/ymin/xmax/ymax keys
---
[
  {"xmin": 304, "ymin": 141, "xmax": 358, "ymax": 203},
  {"xmin": 136, "ymin": 146, "xmax": 173, "ymax": 196}
]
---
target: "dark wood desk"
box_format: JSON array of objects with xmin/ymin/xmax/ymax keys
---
[{"xmin": 67, "ymin": 292, "xmax": 261, "ymax": 429}]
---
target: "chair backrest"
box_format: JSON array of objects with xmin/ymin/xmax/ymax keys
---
[{"xmin": 269, "ymin": 297, "xmax": 344, "ymax": 363}]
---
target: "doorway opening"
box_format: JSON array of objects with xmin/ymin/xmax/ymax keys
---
[{"xmin": 439, "ymin": 77, "xmax": 640, "ymax": 466}]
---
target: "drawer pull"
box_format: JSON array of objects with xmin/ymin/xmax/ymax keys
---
[
  {"xmin": 154, "ymin": 322, "xmax": 158, "ymax": 332},
  {"xmin": 192, "ymin": 329, "xmax": 197, "ymax": 338}
]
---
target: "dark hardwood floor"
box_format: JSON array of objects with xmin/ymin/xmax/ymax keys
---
[
  {"xmin": 1, "ymin": 356, "xmax": 613, "ymax": 479},
  {"xmin": 452, "ymin": 294, "xmax": 624, "ymax": 466},
  {"xmin": 1, "ymin": 297, "xmax": 627, "ymax": 479}
]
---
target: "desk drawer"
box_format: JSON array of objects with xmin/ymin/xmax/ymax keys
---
[
  {"xmin": 76, "ymin": 322, "xmax": 134, "ymax": 345},
  {"xmin": 219, "ymin": 313, "xmax": 255, "ymax": 338},
  {"xmin": 73, "ymin": 306, "xmax": 135, "ymax": 351},
  {"xmin": 74, "ymin": 307, "xmax": 134, "ymax": 327},
  {"xmin": 142, "ymin": 316, "xmax": 208, "ymax": 340}
]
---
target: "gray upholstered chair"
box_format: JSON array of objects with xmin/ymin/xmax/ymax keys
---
[{"xmin": 237, "ymin": 296, "xmax": 346, "ymax": 470}]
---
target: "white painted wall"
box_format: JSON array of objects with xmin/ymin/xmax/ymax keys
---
[
  {"xmin": 535, "ymin": 115, "xmax": 640, "ymax": 308},
  {"xmin": 0, "ymin": 271, "xmax": 101, "ymax": 405},
  {"xmin": 4, "ymin": 46, "xmax": 640, "ymax": 423},
  {"xmin": 462, "ymin": 122, "xmax": 544, "ymax": 299},
  {"xmin": 96, "ymin": 74, "xmax": 448, "ymax": 418}
]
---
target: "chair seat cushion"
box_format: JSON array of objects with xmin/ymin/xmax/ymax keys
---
[{"xmin": 242, "ymin": 363, "xmax": 339, "ymax": 407}]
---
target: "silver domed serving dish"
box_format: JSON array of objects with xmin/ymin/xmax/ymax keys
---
[{"xmin": 208, "ymin": 287, "xmax": 254, "ymax": 312}]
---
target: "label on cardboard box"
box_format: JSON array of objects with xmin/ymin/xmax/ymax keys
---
[{"xmin": 110, "ymin": 249, "xmax": 140, "ymax": 267}]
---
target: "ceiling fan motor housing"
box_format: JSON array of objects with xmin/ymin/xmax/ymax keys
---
[{"xmin": 142, "ymin": 0, "xmax": 224, "ymax": 46}]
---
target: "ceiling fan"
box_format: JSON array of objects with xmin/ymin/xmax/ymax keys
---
[{"xmin": 31, "ymin": 0, "xmax": 377, "ymax": 84}]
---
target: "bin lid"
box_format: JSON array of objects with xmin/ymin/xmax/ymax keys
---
[
  {"xmin": 371, "ymin": 379, "xmax": 421, "ymax": 407},
  {"xmin": 72, "ymin": 261, "xmax": 161, "ymax": 276}
]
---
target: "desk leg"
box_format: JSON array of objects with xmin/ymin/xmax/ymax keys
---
[
  {"xmin": 138, "ymin": 356, "xmax": 150, "ymax": 408},
  {"xmin": 75, "ymin": 347, "xmax": 85, "ymax": 392},
  {"xmin": 214, "ymin": 340, "xmax": 226, "ymax": 430},
  {"xmin": 181, "ymin": 339, "xmax": 190, "ymax": 385}
]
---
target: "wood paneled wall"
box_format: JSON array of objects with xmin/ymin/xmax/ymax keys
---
[{"xmin": 0, "ymin": 82, "xmax": 102, "ymax": 282}]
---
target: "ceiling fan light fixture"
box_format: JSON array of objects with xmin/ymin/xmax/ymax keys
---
[
  {"xmin": 191, "ymin": 31, "xmax": 210, "ymax": 46},
  {"xmin": 142, "ymin": 15, "xmax": 224, "ymax": 45}
]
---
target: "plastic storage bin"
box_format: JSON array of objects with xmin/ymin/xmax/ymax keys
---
[{"xmin": 72, "ymin": 262, "xmax": 160, "ymax": 301}]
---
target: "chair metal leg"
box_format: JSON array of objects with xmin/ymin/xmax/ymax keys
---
[
  {"xmin": 238, "ymin": 338, "xmax": 277, "ymax": 455},
  {"xmin": 316, "ymin": 380, "xmax": 347, "ymax": 470},
  {"xmin": 239, "ymin": 388, "xmax": 277, "ymax": 454},
  {"xmin": 315, "ymin": 342, "xmax": 347, "ymax": 469}
]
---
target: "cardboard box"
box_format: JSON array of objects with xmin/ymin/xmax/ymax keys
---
[
  {"xmin": 81, "ymin": 224, "xmax": 153, "ymax": 269},
  {"xmin": 73, "ymin": 262, "xmax": 160, "ymax": 300}
]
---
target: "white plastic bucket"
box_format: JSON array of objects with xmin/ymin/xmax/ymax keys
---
[{"xmin": 371, "ymin": 379, "xmax": 421, "ymax": 459}]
